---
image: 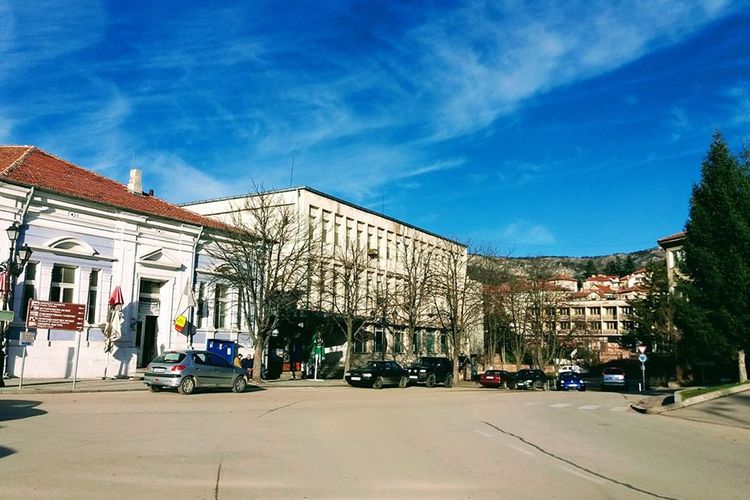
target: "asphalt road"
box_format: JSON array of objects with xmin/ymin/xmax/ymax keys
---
[{"xmin": 1, "ymin": 386, "xmax": 748, "ymax": 499}]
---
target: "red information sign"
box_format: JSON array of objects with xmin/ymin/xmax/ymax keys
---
[{"xmin": 26, "ymin": 300, "xmax": 86, "ymax": 331}]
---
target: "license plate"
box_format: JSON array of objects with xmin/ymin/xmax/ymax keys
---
[
  {"xmin": 350, "ymin": 376, "xmax": 361, "ymax": 381},
  {"xmin": 409, "ymin": 375, "xmax": 418, "ymax": 379},
  {"xmin": 153, "ymin": 367, "xmax": 166, "ymax": 373}
]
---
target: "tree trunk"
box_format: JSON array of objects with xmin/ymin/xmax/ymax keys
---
[
  {"xmin": 739, "ymin": 349, "xmax": 748, "ymax": 383},
  {"xmin": 343, "ymin": 323, "xmax": 354, "ymax": 379},
  {"xmin": 253, "ymin": 338, "xmax": 265, "ymax": 383}
]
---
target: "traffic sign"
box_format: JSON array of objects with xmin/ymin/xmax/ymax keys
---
[
  {"xmin": 639, "ymin": 354, "xmax": 648, "ymax": 363},
  {"xmin": 637, "ymin": 345, "xmax": 647, "ymax": 354},
  {"xmin": 19, "ymin": 331, "xmax": 35, "ymax": 346},
  {"xmin": 0, "ymin": 309, "xmax": 14, "ymax": 322}
]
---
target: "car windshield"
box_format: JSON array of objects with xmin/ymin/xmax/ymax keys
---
[
  {"xmin": 415, "ymin": 358, "xmax": 435, "ymax": 366},
  {"xmin": 484, "ymin": 371, "xmax": 499, "ymax": 375},
  {"xmin": 363, "ymin": 361, "xmax": 385, "ymax": 369},
  {"xmin": 603, "ymin": 367, "xmax": 624, "ymax": 375},
  {"xmin": 152, "ymin": 352, "xmax": 185, "ymax": 364},
  {"xmin": 560, "ymin": 373, "xmax": 578, "ymax": 379}
]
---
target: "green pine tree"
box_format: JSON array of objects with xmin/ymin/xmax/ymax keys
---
[
  {"xmin": 675, "ymin": 132, "xmax": 750, "ymax": 381},
  {"xmin": 630, "ymin": 260, "xmax": 675, "ymax": 351}
]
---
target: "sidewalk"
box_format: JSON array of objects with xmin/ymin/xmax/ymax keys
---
[
  {"xmin": 0, "ymin": 375, "xmax": 349, "ymax": 395},
  {"xmin": 631, "ymin": 382, "xmax": 750, "ymax": 414}
]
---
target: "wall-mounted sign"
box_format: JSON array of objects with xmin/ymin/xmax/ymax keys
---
[{"xmin": 26, "ymin": 300, "xmax": 86, "ymax": 331}]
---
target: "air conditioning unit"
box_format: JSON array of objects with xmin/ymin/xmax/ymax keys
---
[{"xmin": 368, "ymin": 248, "xmax": 379, "ymax": 258}]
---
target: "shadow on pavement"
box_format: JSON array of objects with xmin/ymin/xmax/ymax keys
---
[
  {"xmin": 0, "ymin": 399, "xmax": 47, "ymax": 422},
  {"xmin": 0, "ymin": 445, "xmax": 16, "ymax": 459}
]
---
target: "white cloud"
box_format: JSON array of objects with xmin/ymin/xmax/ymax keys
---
[{"xmin": 0, "ymin": 0, "xmax": 738, "ymax": 204}]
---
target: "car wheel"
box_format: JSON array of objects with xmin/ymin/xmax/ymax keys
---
[
  {"xmin": 542, "ymin": 381, "xmax": 548, "ymax": 391},
  {"xmin": 373, "ymin": 376, "xmax": 384, "ymax": 389},
  {"xmin": 232, "ymin": 376, "xmax": 247, "ymax": 393},
  {"xmin": 399, "ymin": 376, "xmax": 409, "ymax": 388},
  {"xmin": 444, "ymin": 375, "xmax": 453, "ymax": 388},
  {"xmin": 425, "ymin": 374, "xmax": 436, "ymax": 388},
  {"xmin": 177, "ymin": 376, "xmax": 195, "ymax": 395},
  {"xmin": 148, "ymin": 384, "xmax": 161, "ymax": 393}
]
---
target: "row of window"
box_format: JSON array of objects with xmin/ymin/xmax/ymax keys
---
[
  {"xmin": 559, "ymin": 306, "xmax": 633, "ymax": 316},
  {"xmin": 353, "ymin": 330, "xmax": 448, "ymax": 355},
  {"xmin": 21, "ymin": 263, "xmax": 243, "ymax": 333},
  {"xmin": 21, "ymin": 263, "xmax": 100, "ymax": 324}
]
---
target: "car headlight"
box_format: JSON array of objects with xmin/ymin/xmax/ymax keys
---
[
  {"xmin": 419, "ymin": 369, "xmax": 426, "ymax": 373},
  {"xmin": 345, "ymin": 372, "xmax": 351, "ymax": 377},
  {"xmin": 363, "ymin": 373, "xmax": 372, "ymax": 378}
]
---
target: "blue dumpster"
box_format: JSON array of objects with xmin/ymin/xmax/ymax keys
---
[{"xmin": 206, "ymin": 339, "xmax": 239, "ymax": 365}]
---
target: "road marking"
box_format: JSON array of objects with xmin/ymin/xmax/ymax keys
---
[
  {"xmin": 524, "ymin": 401, "xmax": 543, "ymax": 406},
  {"xmin": 474, "ymin": 430, "xmax": 493, "ymax": 438},
  {"xmin": 561, "ymin": 467, "xmax": 606, "ymax": 485},
  {"xmin": 610, "ymin": 406, "xmax": 628, "ymax": 412},
  {"xmin": 507, "ymin": 444, "xmax": 535, "ymax": 457},
  {"xmin": 578, "ymin": 405, "xmax": 599, "ymax": 410},
  {"xmin": 548, "ymin": 403, "xmax": 571, "ymax": 408}
]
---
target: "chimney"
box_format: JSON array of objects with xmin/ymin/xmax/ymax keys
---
[{"xmin": 127, "ymin": 169, "xmax": 142, "ymax": 194}]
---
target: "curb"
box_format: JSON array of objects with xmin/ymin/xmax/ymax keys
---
[{"xmin": 631, "ymin": 382, "xmax": 750, "ymax": 414}]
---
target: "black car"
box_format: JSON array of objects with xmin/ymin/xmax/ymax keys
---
[
  {"xmin": 557, "ymin": 372, "xmax": 586, "ymax": 391},
  {"xmin": 514, "ymin": 369, "xmax": 548, "ymax": 390},
  {"xmin": 406, "ymin": 356, "xmax": 453, "ymax": 387},
  {"xmin": 345, "ymin": 360, "xmax": 409, "ymax": 389}
]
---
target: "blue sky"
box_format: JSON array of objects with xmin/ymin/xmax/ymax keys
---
[{"xmin": 2, "ymin": 1, "xmax": 749, "ymax": 257}]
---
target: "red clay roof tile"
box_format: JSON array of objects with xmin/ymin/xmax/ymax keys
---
[{"xmin": 0, "ymin": 146, "xmax": 227, "ymax": 231}]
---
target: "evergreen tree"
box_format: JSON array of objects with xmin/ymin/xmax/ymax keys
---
[
  {"xmin": 578, "ymin": 259, "xmax": 598, "ymax": 281},
  {"xmin": 630, "ymin": 260, "xmax": 675, "ymax": 351},
  {"xmin": 604, "ymin": 257, "xmax": 623, "ymax": 276},
  {"xmin": 675, "ymin": 132, "xmax": 750, "ymax": 381}
]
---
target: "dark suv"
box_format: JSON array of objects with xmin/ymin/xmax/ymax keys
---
[
  {"xmin": 406, "ymin": 356, "xmax": 453, "ymax": 387},
  {"xmin": 514, "ymin": 369, "xmax": 548, "ymax": 390}
]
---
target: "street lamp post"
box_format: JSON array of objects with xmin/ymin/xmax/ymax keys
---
[{"xmin": 0, "ymin": 222, "xmax": 33, "ymax": 387}]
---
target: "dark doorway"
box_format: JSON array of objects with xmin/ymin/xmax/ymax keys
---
[{"xmin": 139, "ymin": 316, "xmax": 158, "ymax": 367}]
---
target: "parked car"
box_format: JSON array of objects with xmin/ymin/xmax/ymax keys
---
[
  {"xmin": 345, "ymin": 360, "xmax": 409, "ymax": 389},
  {"xmin": 557, "ymin": 372, "xmax": 586, "ymax": 391},
  {"xmin": 601, "ymin": 366, "xmax": 627, "ymax": 391},
  {"xmin": 479, "ymin": 369, "xmax": 514, "ymax": 388},
  {"xmin": 144, "ymin": 350, "xmax": 248, "ymax": 395},
  {"xmin": 406, "ymin": 356, "xmax": 453, "ymax": 387},
  {"xmin": 514, "ymin": 369, "xmax": 548, "ymax": 390},
  {"xmin": 557, "ymin": 364, "xmax": 589, "ymax": 375}
]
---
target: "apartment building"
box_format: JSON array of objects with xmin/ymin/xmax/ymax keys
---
[
  {"xmin": 552, "ymin": 273, "xmax": 640, "ymax": 360},
  {"xmin": 184, "ymin": 187, "xmax": 482, "ymax": 373}
]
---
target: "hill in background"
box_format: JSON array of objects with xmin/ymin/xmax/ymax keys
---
[{"xmin": 474, "ymin": 247, "xmax": 664, "ymax": 281}]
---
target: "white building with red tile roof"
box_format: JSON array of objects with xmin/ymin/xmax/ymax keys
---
[{"xmin": 0, "ymin": 146, "xmax": 238, "ymax": 379}]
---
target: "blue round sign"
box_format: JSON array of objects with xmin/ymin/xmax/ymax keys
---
[{"xmin": 638, "ymin": 354, "xmax": 648, "ymax": 363}]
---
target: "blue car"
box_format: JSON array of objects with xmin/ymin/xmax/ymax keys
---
[{"xmin": 557, "ymin": 372, "xmax": 586, "ymax": 391}]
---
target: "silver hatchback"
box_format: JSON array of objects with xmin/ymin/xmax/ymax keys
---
[{"xmin": 144, "ymin": 350, "xmax": 248, "ymax": 395}]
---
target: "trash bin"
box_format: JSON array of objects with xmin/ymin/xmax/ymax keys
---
[{"xmin": 206, "ymin": 339, "xmax": 238, "ymax": 365}]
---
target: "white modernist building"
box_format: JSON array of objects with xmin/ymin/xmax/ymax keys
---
[{"xmin": 184, "ymin": 187, "xmax": 483, "ymax": 374}]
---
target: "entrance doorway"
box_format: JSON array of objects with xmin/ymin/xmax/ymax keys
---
[
  {"xmin": 137, "ymin": 316, "xmax": 158, "ymax": 367},
  {"xmin": 137, "ymin": 279, "xmax": 165, "ymax": 367}
]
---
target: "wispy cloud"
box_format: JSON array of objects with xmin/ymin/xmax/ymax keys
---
[{"xmin": 0, "ymin": 0, "xmax": 738, "ymax": 204}]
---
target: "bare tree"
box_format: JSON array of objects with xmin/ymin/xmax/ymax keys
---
[
  {"xmin": 319, "ymin": 239, "xmax": 373, "ymax": 376},
  {"xmin": 207, "ymin": 187, "xmax": 317, "ymax": 383},
  {"xmin": 523, "ymin": 263, "xmax": 571, "ymax": 370},
  {"xmin": 493, "ymin": 277, "xmax": 531, "ymax": 371},
  {"xmin": 431, "ymin": 241, "xmax": 484, "ymax": 382},
  {"xmin": 394, "ymin": 237, "xmax": 434, "ymax": 359},
  {"xmin": 468, "ymin": 253, "xmax": 514, "ymax": 369}
]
